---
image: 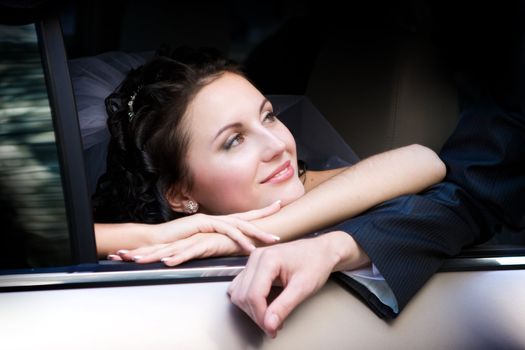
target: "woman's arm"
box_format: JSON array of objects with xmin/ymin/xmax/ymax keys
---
[
  {"xmin": 106, "ymin": 144, "xmax": 444, "ymax": 263},
  {"xmin": 95, "ymin": 201, "xmax": 282, "ymax": 258},
  {"xmin": 96, "ymin": 223, "xmax": 157, "ymax": 258},
  {"xmin": 253, "ymin": 144, "xmax": 446, "ymax": 242}
]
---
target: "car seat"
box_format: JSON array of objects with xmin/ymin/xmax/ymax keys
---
[{"xmin": 305, "ymin": 30, "xmax": 459, "ymax": 159}]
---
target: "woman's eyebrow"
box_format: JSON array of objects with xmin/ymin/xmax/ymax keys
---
[
  {"xmin": 214, "ymin": 122, "xmax": 242, "ymax": 141},
  {"xmin": 213, "ymin": 98, "xmax": 270, "ymax": 141},
  {"xmin": 260, "ymin": 98, "xmax": 271, "ymax": 113}
]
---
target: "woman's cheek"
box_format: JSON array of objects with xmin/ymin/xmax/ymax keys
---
[{"xmin": 193, "ymin": 158, "xmax": 258, "ymax": 213}]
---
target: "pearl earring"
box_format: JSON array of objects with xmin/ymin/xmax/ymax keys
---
[{"xmin": 183, "ymin": 200, "xmax": 199, "ymax": 214}]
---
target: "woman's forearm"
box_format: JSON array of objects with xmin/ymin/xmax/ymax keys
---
[
  {"xmin": 94, "ymin": 201, "xmax": 282, "ymax": 257},
  {"xmin": 94, "ymin": 145, "xmax": 445, "ymax": 254},
  {"xmin": 253, "ymin": 144, "xmax": 446, "ymax": 242},
  {"xmin": 95, "ymin": 223, "xmax": 158, "ymax": 258}
]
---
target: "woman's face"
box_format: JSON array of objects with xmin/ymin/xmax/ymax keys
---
[{"xmin": 181, "ymin": 72, "xmax": 305, "ymax": 214}]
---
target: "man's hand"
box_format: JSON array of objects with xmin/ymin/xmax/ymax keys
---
[{"xmin": 227, "ymin": 231, "xmax": 369, "ymax": 337}]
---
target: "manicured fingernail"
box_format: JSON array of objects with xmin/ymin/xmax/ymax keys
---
[
  {"xmin": 117, "ymin": 249, "xmax": 129, "ymax": 255},
  {"xmin": 161, "ymin": 257, "xmax": 169, "ymax": 263},
  {"xmin": 274, "ymin": 200, "xmax": 281, "ymax": 205},
  {"xmin": 107, "ymin": 254, "xmax": 119, "ymax": 260},
  {"xmin": 272, "ymin": 235, "xmax": 281, "ymax": 241},
  {"xmin": 132, "ymin": 255, "xmax": 142, "ymax": 261}
]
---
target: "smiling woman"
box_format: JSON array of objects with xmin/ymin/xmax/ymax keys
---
[
  {"xmin": 180, "ymin": 73, "xmax": 305, "ymax": 214},
  {"xmin": 91, "ymin": 46, "xmax": 445, "ymax": 267},
  {"xmin": 87, "ymin": 46, "xmax": 448, "ymax": 335}
]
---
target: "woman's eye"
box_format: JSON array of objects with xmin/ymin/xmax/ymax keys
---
[
  {"xmin": 224, "ymin": 133, "xmax": 244, "ymax": 150},
  {"xmin": 263, "ymin": 111, "xmax": 278, "ymax": 123}
]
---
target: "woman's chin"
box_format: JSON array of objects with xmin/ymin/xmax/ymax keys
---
[{"xmin": 278, "ymin": 185, "xmax": 306, "ymax": 207}]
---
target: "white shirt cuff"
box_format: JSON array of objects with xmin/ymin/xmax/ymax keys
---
[{"xmin": 342, "ymin": 264, "xmax": 399, "ymax": 313}]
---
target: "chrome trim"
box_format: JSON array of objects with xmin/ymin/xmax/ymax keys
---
[
  {"xmin": 492, "ymin": 256, "xmax": 525, "ymax": 265},
  {"xmin": 460, "ymin": 256, "xmax": 525, "ymax": 266},
  {"xmin": 0, "ymin": 266, "xmax": 244, "ymax": 288},
  {"xmin": 441, "ymin": 255, "xmax": 525, "ymax": 271},
  {"xmin": 2, "ymin": 256, "xmax": 525, "ymax": 289}
]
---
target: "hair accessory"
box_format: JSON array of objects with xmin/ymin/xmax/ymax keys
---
[
  {"xmin": 127, "ymin": 86, "xmax": 142, "ymax": 121},
  {"xmin": 183, "ymin": 200, "xmax": 199, "ymax": 214}
]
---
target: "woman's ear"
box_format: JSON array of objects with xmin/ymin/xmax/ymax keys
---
[{"xmin": 166, "ymin": 184, "xmax": 196, "ymax": 214}]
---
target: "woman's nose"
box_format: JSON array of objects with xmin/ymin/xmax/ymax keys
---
[{"xmin": 261, "ymin": 130, "xmax": 286, "ymax": 162}]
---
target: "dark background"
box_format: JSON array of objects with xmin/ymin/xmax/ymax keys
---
[
  {"xmin": 56, "ymin": 0, "xmax": 525, "ymax": 97},
  {"xmin": 1, "ymin": 0, "xmax": 523, "ymax": 95}
]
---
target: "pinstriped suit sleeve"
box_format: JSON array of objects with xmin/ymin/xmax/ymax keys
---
[{"xmin": 333, "ymin": 94, "xmax": 525, "ymax": 317}]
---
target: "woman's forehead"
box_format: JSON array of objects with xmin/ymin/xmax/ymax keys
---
[
  {"xmin": 197, "ymin": 72, "xmax": 262, "ymax": 110},
  {"xmin": 185, "ymin": 73, "xmax": 267, "ymax": 133}
]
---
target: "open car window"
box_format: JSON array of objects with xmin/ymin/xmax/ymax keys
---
[{"xmin": 1, "ymin": 0, "xmax": 524, "ymax": 284}]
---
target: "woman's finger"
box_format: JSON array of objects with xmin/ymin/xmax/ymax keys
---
[
  {"xmin": 117, "ymin": 225, "xmax": 255, "ymax": 263},
  {"xmin": 106, "ymin": 254, "xmax": 122, "ymax": 261},
  {"xmin": 157, "ymin": 203, "xmax": 281, "ymax": 246},
  {"xmin": 219, "ymin": 217, "xmax": 280, "ymax": 244},
  {"xmin": 161, "ymin": 234, "xmax": 239, "ymax": 267},
  {"xmin": 207, "ymin": 220, "xmax": 257, "ymax": 253},
  {"xmin": 230, "ymin": 200, "xmax": 281, "ymax": 221},
  {"xmin": 116, "ymin": 244, "xmax": 168, "ymax": 262},
  {"xmin": 134, "ymin": 243, "xmax": 186, "ymax": 264},
  {"xmin": 161, "ymin": 245, "xmax": 206, "ymax": 267}
]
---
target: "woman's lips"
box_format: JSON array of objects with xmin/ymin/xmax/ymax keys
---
[{"xmin": 261, "ymin": 160, "xmax": 294, "ymax": 184}]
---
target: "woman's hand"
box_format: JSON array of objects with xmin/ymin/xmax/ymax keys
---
[
  {"xmin": 106, "ymin": 200, "xmax": 282, "ymax": 261},
  {"xmin": 154, "ymin": 200, "xmax": 282, "ymax": 252},
  {"xmin": 227, "ymin": 231, "xmax": 370, "ymax": 338},
  {"xmin": 114, "ymin": 233, "xmax": 242, "ymax": 265}
]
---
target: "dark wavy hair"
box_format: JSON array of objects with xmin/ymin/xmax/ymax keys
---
[{"xmin": 92, "ymin": 46, "xmax": 243, "ymax": 223}]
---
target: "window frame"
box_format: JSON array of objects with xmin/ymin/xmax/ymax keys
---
[{"xmin": 36, "ymin": 16, "xmax": 98, "ymax": 265}]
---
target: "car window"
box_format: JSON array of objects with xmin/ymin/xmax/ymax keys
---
[
  {"xmin": 0, "ymin": 23, "xmax": 72, "ymax": 269},
  {"xmin": 1, "ymin": 1, "xmax": 522, "ymax": 279},
  {"xmin": 62, "ymin": 1, "xmax": 525, "ymax": 255}
]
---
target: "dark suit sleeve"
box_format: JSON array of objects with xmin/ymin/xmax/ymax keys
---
[{"xmin": 333, "ymin": 92, "xmax": 525, "ymax": 317}]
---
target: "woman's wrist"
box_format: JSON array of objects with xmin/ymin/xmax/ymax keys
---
[
  {"xmin": 318, "ymin": 231, "xmax": 371, "ymax": 272},
  {"xmin": 125, "ymin": 222, "xmax": 161, "ymax": 246},
  {"xmin": 250, "ymin": 216, "xmax": 280, "ymax": 240},
  {"xmin": 95, "ymin": 222, "xmax": 161, "ymax": 257},
  {"xmin": 250, "ymin": 204, "xmax": 306, "ymax": 242},
  {"xmin": 153, "ymin": 221, "xmax": 175, "ymax": 244}
]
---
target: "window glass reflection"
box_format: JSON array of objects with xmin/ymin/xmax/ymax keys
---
[{"xmin": 0, "ymin": 24, "xmax": 71, "ymax": 269}]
